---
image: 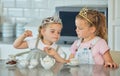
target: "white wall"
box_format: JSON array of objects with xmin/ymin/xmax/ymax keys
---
[
  {"xmin": 0, "ymin": 0, "xmax": 110, "ymax": 59},
  {"xmin": 108, "ymin": 0, "xmax": 120, "ymax": 51},
  {"xmin": 0, "ymin": 0, "xmax": 107, "ymax": 37},
  {"xmin": 1, "ymin": 0, "xmax": 108, "ymax": 24}
]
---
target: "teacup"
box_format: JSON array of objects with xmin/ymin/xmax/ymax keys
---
[
  {"xmin": 70, "ymin": 58, "xmax": 79, "ymax": 65},
  {"xmin": 28, "ymin": 59, "xmax": 39, "ymax": 69},
  {"xmin": 19, "ymin": 60, "xmax": 29, "ymax": 68},
  {"xmin": 40, "ymin": 56, "xmax": 55, "ymax": 70}
]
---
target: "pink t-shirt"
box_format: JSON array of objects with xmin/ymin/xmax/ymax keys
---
[{"xmin": 70, "ymin": 37, "xmax": 110, "ymax": 65}]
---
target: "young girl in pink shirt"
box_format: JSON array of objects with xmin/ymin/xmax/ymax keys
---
[{"xmin": 69, "ymin": 8, "xmax": 118, "ymax": 68}]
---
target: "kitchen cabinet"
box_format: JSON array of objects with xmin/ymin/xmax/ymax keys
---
[{"xmin": 108, "ymin": 0, "xmax": 120, "ymax": 51}]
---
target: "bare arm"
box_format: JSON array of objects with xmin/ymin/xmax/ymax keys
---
[
  {"xmin": 53, "ymin": 53, "xmax": 69, "ymax": 63},
  {"xmin": 103, "ymin": 50, "xmax": 118, "ymax": 68},
  {"xmin": 44, "ymin": 47, "xmax": 69, "ymax": 63},
  {"xmin": 68, "ymin": 54, "xmax": 74, "ymax": 60},
  {"xmin": 13, "ymin": 30, "xmax": 32, "ymax": 49}
]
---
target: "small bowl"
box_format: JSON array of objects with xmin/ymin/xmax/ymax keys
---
[
  {"xmin": 6, "ymin": 64, "xmax": 16, "ymax": 67},
  {"xmin": 18, "ymin": 60, "xmax": 29, "ymax": 68},
  {"xmin": 5, "ymin": 59, "xmax": 17, "ymax": 67},
  {"xmin": 69, "ymin": 58, "xmax": 79, "ymax": 66}
]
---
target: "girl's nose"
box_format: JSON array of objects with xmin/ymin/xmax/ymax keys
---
[
  {"xmin": 75, "ymin": 28, "xmax": 78, "ymax": 32},
  {"xmin": 54, "ymin": 32, "xmax": 59, "ymax": 36}
]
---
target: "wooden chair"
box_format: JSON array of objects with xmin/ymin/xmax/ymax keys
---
[{"xmin": 110, "ymin": 51, "xmax": 120, "ymax": 64}]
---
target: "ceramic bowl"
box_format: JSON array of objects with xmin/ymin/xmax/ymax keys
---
[{"xmin": 69, "ymin": 58, "xmax": 79, "ymax": 65}]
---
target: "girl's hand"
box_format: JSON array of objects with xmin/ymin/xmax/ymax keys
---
[
  {"xmin": 44, "ymin": 47, "xmax": 69, "ymax": 63},
  {"xmin": 23, "ymin": 30, "xmax": 33, "ymax": 37},
  {"xmin": 44, "ymin": 47, "xmax": 58, "ymax": 56},
  {"xmin": 104, "ymin": 62, "xmax": 118, "ymax": 68}
]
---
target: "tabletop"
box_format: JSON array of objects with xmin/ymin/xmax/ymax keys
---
[{"xmin": 0, "ymin": 60, "xmax": 120, "ymax": 76}]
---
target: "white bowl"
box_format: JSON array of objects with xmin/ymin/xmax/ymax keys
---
[
  {"xmin": 5, "ymin": 64, "xmax": 16, "ymax": 67},
  {"xmin": 69, "ymin": 58, "xmax": 79, "ymax": 65},
  {"xmin": 18, "ymin": 60, "xmax": 29, "ymax": 68}
]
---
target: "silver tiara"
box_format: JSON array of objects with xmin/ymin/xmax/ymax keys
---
[{"xmin": 41, "ymin": 16, "xmax": 62, "ymax": 25}]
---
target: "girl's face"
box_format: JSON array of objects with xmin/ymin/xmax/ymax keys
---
[
  {"xmin": 41, "ymin": 23, "xmax": 62, "ymax": 45},
  {"xmin": 75, "ymin": 18, "xmax": 96, "ymax": 41}
]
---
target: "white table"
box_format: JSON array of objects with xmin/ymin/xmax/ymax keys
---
[{"xmin": 0, "ymin": 60, "xmax": 120, "ymax": 76}]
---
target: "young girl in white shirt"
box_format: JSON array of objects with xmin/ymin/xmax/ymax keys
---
[{"xmin": 13, "ymin": 16, "xmax": 69, "ymax": 64}]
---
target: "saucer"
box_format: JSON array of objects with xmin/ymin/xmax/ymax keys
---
[
  {"xmin": 66, "ymin": 63, "xmax": 79, "ymax": 66},
  {"xmin": 5, "ymin": 64, "xmax": 16, "ymax": 67}
]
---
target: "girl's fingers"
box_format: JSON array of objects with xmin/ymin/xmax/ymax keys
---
[
  {"xmin": 24, "ymin": 30, "xmax": 33, "ymax": 37},
  {"xmin": 104, "ymin": 62, "xmax": 119, "ymax": 68},
  {"xmin": 44, "ymin": 47, "xmax": 49, "ymax": 53},
  {"xmin": 112, "ymin": 63, "xmax": 119, "ymax": 68},
  {"xmin": 44, "ymin": 47, "xmax": 51, "ymax": 53}
]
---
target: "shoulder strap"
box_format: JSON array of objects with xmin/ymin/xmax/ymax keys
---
[
  {"xmin": 74, "ymin": 38, "xmax": 82, "ymax": 52},
  {"xmin": 91, "ymin": 37, "xmax": 100, "ymax": 46},
  {"xmin": 76, "ymin": 38, "xmax": 82, "ymax": 48},
  {"xmin": 35, "ymin": 35, "xmax": 40, "ymax": 49},
  {"xmin": 56, "ymin": 45, "xmax": 59, "ymax": 52},
  {"xmin": 76, "ymin": 37, "xmax": 100, "ymax": 50},
  {"xmin": 90, "ymin": 36, "xmax": 101, "ymax": 49}
]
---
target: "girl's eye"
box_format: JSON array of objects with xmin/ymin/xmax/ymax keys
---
[
  {"xmin": 78, "ymin": 28, "xmax": 82, "ymax": 30},
  {"xmin": 57, "ymin": 32, "xmax": 61, "ymax": 34},
  {"xmin": 51, "ymin": 31, "xmax": 55, "ymax": 33},
  {"xmin": 50, "ymin": 30, "xmax": 61, "ymax": 35},
  {"xmin": 77, "ymin": 27, "xmax": 83, "ymax": 30}
]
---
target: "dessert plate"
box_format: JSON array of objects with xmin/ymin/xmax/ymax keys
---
[
  {"xmin": 5, "ymin": 64, "xmax": 16, "ymax": 67},
  {"xmin": 5, "ymin": 60, "xmax": 17, "ymax": 67},
  {"xmin": 66, "ymin": 63, "xmax": 79, "ymax": 66}
]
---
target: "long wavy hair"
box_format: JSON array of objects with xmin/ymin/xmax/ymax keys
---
[{"xmin": 76, "ymin": 9, "xmax": 108, "ymax": 42}]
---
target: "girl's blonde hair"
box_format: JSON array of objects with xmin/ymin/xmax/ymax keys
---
[
  {"xmin": 38, "ymin": 16, "xmax": 62, "ymax": 40},
  {"xmin": 76, "ymin": 8, "xmax": 108, "ymax": 42}
]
